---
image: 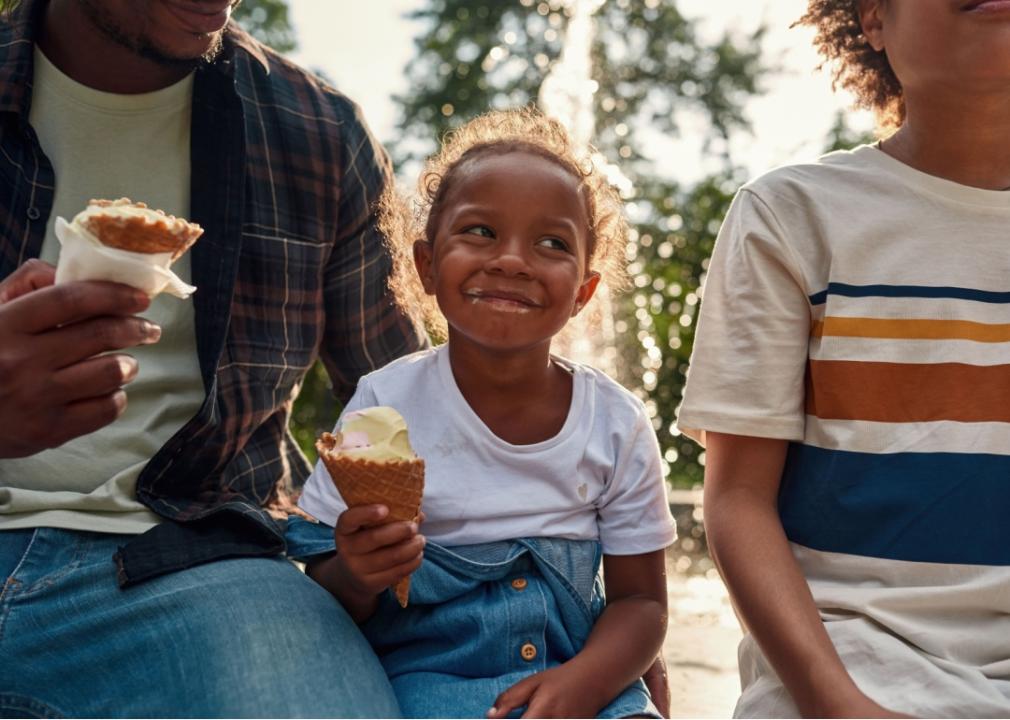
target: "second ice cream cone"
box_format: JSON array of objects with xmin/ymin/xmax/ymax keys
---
[{"xmin": 317, "ymin": 430, "xmax": 425, "ymax": 607}]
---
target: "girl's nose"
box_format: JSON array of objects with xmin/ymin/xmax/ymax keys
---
[{"xmin": 486, "ymin": 239, "xmax": 533, "ymax": 278}]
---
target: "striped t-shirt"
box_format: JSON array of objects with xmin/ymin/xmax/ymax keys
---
[{"xmin": 678, "ymin": 145, "xmax": 1010, "ymax": 716}]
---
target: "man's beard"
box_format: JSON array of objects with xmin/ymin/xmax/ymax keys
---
[{"xmin": 78, "ymin": 0, "xmax": 226, "ymax": 71}]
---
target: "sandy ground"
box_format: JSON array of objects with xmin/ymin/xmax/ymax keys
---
[{"xmin": 663, "ymin": 551, "xmax": 743, "ymax": 718}]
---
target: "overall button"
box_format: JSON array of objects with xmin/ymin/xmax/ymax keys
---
[
  {"xmin": 520, "ymin": 643, "xmax": 537, "ymax": 661},
  {"xmin": 511, "ymin": 577, "xmax": 528, "ymax": 591}
]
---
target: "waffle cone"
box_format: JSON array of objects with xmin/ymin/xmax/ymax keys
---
[
  {"xmin": 84, "ymin": 198, "xmax": 203, "ymax": 260},
  {"xmin": 316, "ymin": 432, "xmax": 425, "ymax": 607}
]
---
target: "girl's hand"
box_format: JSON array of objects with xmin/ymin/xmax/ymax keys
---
[
  {"xmin": 312, "ymin": 504, "xmax": 425, "ymax": 621},
  {"xmin": 333, "ymin": 504, "xmax": 426, "ymax": 596},
  {"xmin": 487, "ymin": 663, "xmax": 603, "ymax": 719}
]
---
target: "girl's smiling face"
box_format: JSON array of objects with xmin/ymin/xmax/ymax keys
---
[
  {"xmin": 414, "ymin": 150, "xmax": 600, "ymax": 356},
  {"xmin": 860, "ymin": 0, "xmax": 1010, "ymax": 97}
]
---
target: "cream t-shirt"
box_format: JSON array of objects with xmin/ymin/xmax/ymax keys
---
[
  {"xmin": 0, "ymin": 49, "xmax": 204, "ymax": 534},
  {"xmin": 678, "ymin": 145, "xmax": 1010, "ymax": 716}
]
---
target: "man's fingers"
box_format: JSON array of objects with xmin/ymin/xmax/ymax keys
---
[
  {"xmin": 488, "ymin": 675, "xmax": 538, "ymax": 718},
  {"xmin": 0, "ymin": 259, "xmax": 55, "ymax": 304},
  {"xmin": 42, "ymin": 316, "xmax": 161, "ymax": 369},
  {"xmin": 5, "ymin": 280, "xmax": 150, "ymax": 333},
  {"xmin": 46, "ymin": 354, "xmax": 139, "ymax": 404},
  {"xmin": 44, "ymin": 391, "xmax": 128, "ymax": 450}
]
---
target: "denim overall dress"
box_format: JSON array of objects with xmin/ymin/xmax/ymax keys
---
[{"xmin": 287, "ymin": 519, "xmax": 658, "ymax": 718}]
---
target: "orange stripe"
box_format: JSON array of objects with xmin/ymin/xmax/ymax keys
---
[
  {"xmin": 811, "ymin": 316, "xmax": 1010, "ymax": 343},
  {"xmin": 806, "ymin": 360, "xmax": 1010, "ymax": 423}
]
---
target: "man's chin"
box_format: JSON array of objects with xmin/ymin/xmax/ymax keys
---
[{"xmin": 137, "ymin": 31, "xmax": 225, "ymax": 69}]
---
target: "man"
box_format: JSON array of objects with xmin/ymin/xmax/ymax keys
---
[{"xmin": 0, "ymin": 0, "xmax": 424, "ymax": 715}]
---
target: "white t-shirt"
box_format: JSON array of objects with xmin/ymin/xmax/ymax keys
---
[
  {"xmin": 299, "ymin": 345, "xmax": 677, "ymax": 555},
  {"xmin": 678, "ymin": 145, "xmax": 1010, "ymax": 716}
]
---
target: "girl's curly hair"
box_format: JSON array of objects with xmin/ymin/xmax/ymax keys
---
[
  {"xmin": 797, "ymin": 0, "xmax": 904, "ymax": 129},
  {"xmin": 380, "ymin": 107, "xmax": 629, "ymax": 340}
]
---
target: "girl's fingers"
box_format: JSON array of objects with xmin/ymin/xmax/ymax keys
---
[
  {"xmin": 340, "ymin": 519, "xmax": 419, "ymax": 556},
  {"xmin": 357, "ymin": 533, "xmax": 425, "ymax": 569},
  {"xmin": 335, "ymin": 505, "xmax": 389, "ymax": 535},
  {"xmin": 488, "ymin": 676, "xmax": 538, "ymax": 718},
  {"xmin": 362, "ymin": 551, "xmax": 425, "ymax": 592}
]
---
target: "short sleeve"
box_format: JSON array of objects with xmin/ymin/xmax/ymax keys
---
[
  {"xmin": 296, "ymin": 378, "xmax": 380, "ymax": 525},
  {"xmin": 676, "ymin": 188, "xmax": 811, "ymax": 446},
  {"xmin": 597, "ymin": 407, "xmax": 678, "ymax": 555}
]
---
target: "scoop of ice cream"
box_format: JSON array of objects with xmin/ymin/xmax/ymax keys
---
[
  {"xmin": 53, "ymin": 198, "xmax": 202, "ymax": 298},
  {"xmin": 326, "ymin": 406, "xmax": 416, "ymax": 463}
]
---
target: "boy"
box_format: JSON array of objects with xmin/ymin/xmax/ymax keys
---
[{"xmin": 678, "ymin": 0, "xmax": 1010, "ymax": 716}]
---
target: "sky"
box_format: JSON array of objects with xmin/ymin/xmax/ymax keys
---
[{"xmin": 286, "ymin": 0, "xmax": 876, "ymax": 185}]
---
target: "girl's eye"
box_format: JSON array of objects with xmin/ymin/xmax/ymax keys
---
[
  {"xmin": 462, "ymin": 225, "xmax": 494, "ymax": 238},
  {"xmin": 537, "ymin": 236, "xmax": 569, "ymax": 252}
]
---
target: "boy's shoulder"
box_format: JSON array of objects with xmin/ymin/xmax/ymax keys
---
[{"xmin": 741, "ymin": 144, "xmax": 885, "ymax": 207}]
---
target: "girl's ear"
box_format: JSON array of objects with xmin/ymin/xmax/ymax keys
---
[
  {"xmin": 572, "ymin": 271, "xmax": 601, "ymax": 317},
  {"xmin": 412, "ymin": 238, "xmax": 436, "ymax": 294},
  {"xmin": 859, "ymin": 0, "xmax": 887, "ymax": 52},
  {"xmin": 413, "ymin": 239, "xmax": 436, "ymax": 295}
]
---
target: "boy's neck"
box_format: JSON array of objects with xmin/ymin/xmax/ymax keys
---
[
  {"xmin": 447, "ymin": 341, "xmax": 573, "ymax": 446},
  {"xmin": 882, "ymin": 94, "xmax": 1010, "ymax": 191}
]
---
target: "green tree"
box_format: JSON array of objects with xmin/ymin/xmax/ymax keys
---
[
  {"xmin": 232, "ymin": 0, "xmax": 297, "ymax": 53},
  {"xmin": 391, "ymin": 0, "xmax": 765, "ymax": 487}
]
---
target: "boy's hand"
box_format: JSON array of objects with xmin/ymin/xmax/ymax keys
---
[
  {"xmin": 332, "ymin": 504, "xmax": 425, "ymax": 605},
  {"xmin": 487, "ymin": 663, "xmax": 604, "ymax": 719}
]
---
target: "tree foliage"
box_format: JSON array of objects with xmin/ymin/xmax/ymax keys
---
[
  {"xmin": 232, "ymin": 0, "xmax": 297, "ymax": 54},
  {"xmin": 390, "ymin": 0, "xmax": 766, "ymax": 487}
]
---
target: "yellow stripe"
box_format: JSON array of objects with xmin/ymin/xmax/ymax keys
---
[{"xmin": 811, "ymin": 316, "xmax": 1010, "ymax": 343}]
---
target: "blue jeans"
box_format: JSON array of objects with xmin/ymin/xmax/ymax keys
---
[{"xmin": 0, "ymin": 528, "xmax": 401, "ymax": 718}]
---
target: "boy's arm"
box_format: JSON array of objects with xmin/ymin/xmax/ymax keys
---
[
  {"xmin": 704, "ymin": 432, "xmax": 907, "ymax": 719},
  {"xmin": 488, "ymin": 549, "xmax": 667, "ymax": 719}
]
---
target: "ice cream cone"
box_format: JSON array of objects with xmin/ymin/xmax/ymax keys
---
[
  {"xmin": 316, "ymin": 432, "xmax": 425, "ymax": 607},
  {"xmin": 83, "ymin": 198, "xmax": 203, "ymax": 260}
]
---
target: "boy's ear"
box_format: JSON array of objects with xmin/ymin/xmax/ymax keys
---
[
  {"xmin": 572, "ymin": 271, "xmax": 601, "ymax": 317},
  {"xmin": 858, "ymin": 0, "xmax": 886, "ymax": 52},
  {"xmin": 413, "ymin": 239, "xmax": 436, "ymax": 295}
]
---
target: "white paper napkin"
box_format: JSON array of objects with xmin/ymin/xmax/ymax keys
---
[{"xmin": 53, "ymin": 216, "xmax": 196, "ymax": 298}]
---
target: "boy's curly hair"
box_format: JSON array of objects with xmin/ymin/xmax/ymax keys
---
[
  {"xmin": 380, "ymin": 107, "xmax": 629, "ymax": 340},
  {"xmin": 797, "ymin": 0, "xmax": 904, "ymax": 129}
]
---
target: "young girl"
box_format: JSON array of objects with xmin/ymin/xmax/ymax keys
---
[
  {"xmin": 291, "ymin": 108, "xmax": 677, "ymax": 719},
  {"xmin": 679, "ymin": 0, "xmax": 1010, "ymax": 717}
]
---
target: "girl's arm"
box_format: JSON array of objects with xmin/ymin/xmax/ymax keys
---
[
  {"xmin": 704, "ymin": 432, "xmax": 906, "ymax": 718},
  {"xmin": 488, "ymin": 549, "xmax": 667, "ymax": 719}
]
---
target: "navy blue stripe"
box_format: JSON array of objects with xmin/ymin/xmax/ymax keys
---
[
  {"xmin": 807, "ymin": 283, "xmax": 1010, "ymax": 306},
  {"xmin": 779, "ymin": 443, "xmax": 1010, "ymax": 565}
]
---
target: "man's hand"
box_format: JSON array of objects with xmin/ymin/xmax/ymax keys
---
[
  {"xmin": 643, "ymin": 654, "xmax": 671, "ymax": 717},
  {"xmin": 0, "ymin": 260, "xmax": 161, "ymax": 458},
  {"xmin": 326, "ymin": 504, "xmax": 425, "ymax": 621},
  {"xmin": 487, "ymin": 663, "xmax": 603, "ymax": 719}
]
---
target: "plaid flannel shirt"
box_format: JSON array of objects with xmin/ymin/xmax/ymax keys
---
[{"xmin": 0, "ymin": 0, "xmax": 426, "ymax": 585}]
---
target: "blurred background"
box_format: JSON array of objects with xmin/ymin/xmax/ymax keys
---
[{"xmin": 233, "ymin": 2, "xmax": 875, "ymax": 713}]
